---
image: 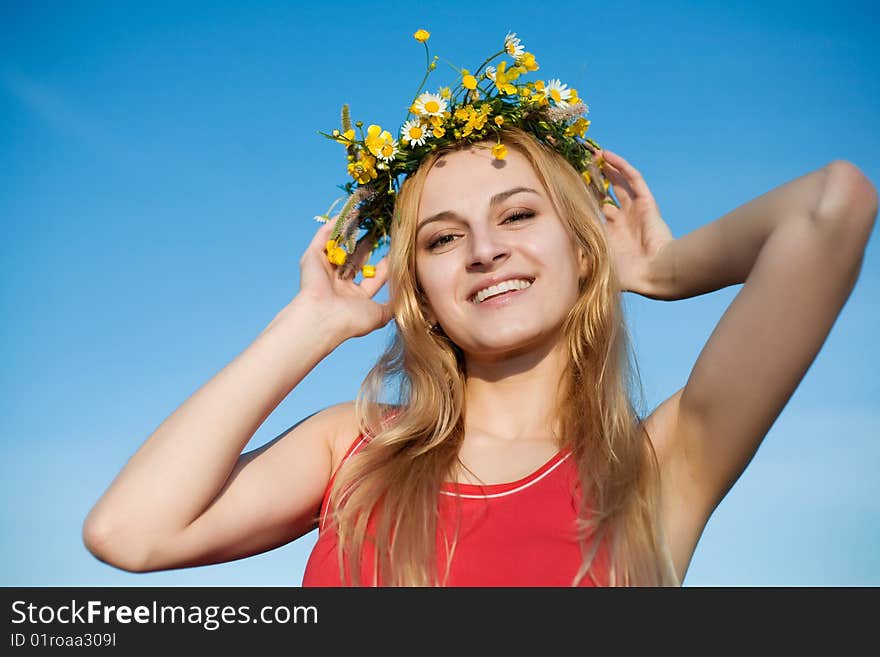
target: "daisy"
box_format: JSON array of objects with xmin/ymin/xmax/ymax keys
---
[
  {"xmin": 504, "ymin": 31, "xmax": 525, "ymax": 58},
  {"xmin": 401, "ymin": 118, "xmax": 428, "ymax": 147},
  {"xmin": 377, "ymin": 138, "xmax": 400, "ymax": 163},
  {"xmin": 413, "ymin": 91, "xmax": 448, "ymax": 117},
  {"xmin": 484, "ymin": 65, "xmax": 496, "ymax": 81},
  {"xmin": 545, "ymin": 78, "xmax": 573, "ymax": 107}
]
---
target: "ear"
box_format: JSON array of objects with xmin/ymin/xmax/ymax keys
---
[{"xmin": 577, "ymin": 245, "xmax": 589, "ymax": 280}]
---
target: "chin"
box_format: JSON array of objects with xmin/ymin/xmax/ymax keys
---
[{"xmin": 459, "ymin": 324, "xmax": 554, "ymax": 356}]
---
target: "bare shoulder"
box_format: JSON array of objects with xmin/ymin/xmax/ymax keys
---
[
  {"xmin": 324, "ymin": 400, "xmax": 401, "ymax": 476},
  {"xmin": 323, "ymin": 400, "xmax": 362, "ymax": 475},
  {"xmin": 641, "ymin": 387, "xmax": 713, "ymax": 583}
]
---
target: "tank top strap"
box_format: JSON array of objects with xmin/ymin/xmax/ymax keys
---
[{"xmin": 317, "ymin": 406, "xmax": 402, "ymax": 532}]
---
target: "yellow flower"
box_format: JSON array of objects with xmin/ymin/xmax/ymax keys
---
[
  {"xmin": 494, "ymin": 115, "xmax": 504, "ymax": 126},
  {"xmin": 532, "ymin": 80, "xmax": 547, "ymax": 104},
  {"xmin": 440, "ymin": 86, "xmax": 451, "ymax": 99},
  {"xmin": 432, "ymin": 126, "xmax": 446, "ymax": 138},
  {"xmin": 347, "ymin": 151, "xmax": 378, "ymax": 184},
  {"xmin": 365, "ymin": 124, "xmax": 393, "ymax": 157},
  {"xmin": 456, "ymin": 104, "xmax": 489, "ymax": 137},
  {"xmin": 518, "ymin": 52, "xmax": 539, "ymax": 71},
  {"xmin": 518, "ymin": 86, "xmax": 532, "ymax": 98},
  {"xmin": 361, "ymin": 265, "xmax": 376, "ymax": 278},
  {"xmin": 335, "ymin": 129, "xmax": 355, "ymax": 145},
  {"xmin": 582, "ymin": 171, "xmax": 592, "ymax": 185},
  {"xmin": 492, "ymin": 143, "xmax": 508, "ymax": 160},
  {"xmin": 568, "ymin": 117, "xmax": 591, "ymax": 138},
  {"xmin": 462, "ymin": 70, "xmax": 478, "ymax": 90},
  {"xmin": 325, "ymin": 239, "xmax": 338, "ymax": 253},
  {"xmin": 430, "ymin": 115, "xmax": 444, "ymax": 128},
  {"xmin": 328, "ymin": 247, "xmax": 347, "ymax": 266},
  {"xmin": 413, "ymin": 29, "xmax": 430, "ymax": 42},
  {"xmin": 493, "ymin": 61, "xmax": 517, "ymax": 95},
  {"xmin": 603, "ymin": 178, "xmax": 611, "ymax": 191}
]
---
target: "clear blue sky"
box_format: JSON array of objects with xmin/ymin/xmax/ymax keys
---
[{"xmin": 1, "ymin": 0, "xmax": 877, "ymax": 586}]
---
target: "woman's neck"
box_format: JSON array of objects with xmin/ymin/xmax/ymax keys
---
[{"xmin": 462, "ymin": 335, "xmax": 567, "ymax": 442}]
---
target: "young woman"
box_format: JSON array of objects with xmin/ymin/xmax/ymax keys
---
[{"xmin": 82, "ymin": 126, "xmax": 877, "ymax": 586}]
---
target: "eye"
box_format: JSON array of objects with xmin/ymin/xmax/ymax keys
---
[
  {"xmin": 425, "ymin": 210, "xmax": 535, "ymax": 251},
  {"xmin": 502, "ymin": 209, "xmax": 535, "ymax": 223},
  {"xmin": 427, "ymin": 233, "xmax": 456, "ymax": 250}
]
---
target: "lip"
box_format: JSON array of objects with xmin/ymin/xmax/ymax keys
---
[
  {"xmin": 467, "ymin": 274, "xmax": 535, "ymax": 303},
  {"xmin": 472, "ymin": 283, "xmax": 532, "ymax": 307}
]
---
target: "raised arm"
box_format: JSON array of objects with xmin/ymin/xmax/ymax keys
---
[
  {"xmin": 82, "ymin": 219, "xmax": 392, "ymax": 573},
  {"xmin": 602, "ymin": 150, "xmax": 877, "ymax": 532}
]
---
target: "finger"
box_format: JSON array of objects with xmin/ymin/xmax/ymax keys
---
[
  {"xmin": 313, "ymin": 217, "xmax": 337, "ymax": 248},
  {"xmin": 300, "ymin": 220, "xmax": 339, "ymax": 277},
  {"xmin": 602, "ymin": 164, "xmax": 635, "ymax": 200},
  {"xmin": 600, "ymin": 171, "xmax": 633, "ymax": 212},
  {"xmin": 303, "ymin": 219, "xmax": 337, "ymax": 264},
  {"xmin": 601, "ymin": 199, "xmax": 623, "ymax": 221},
  {"xmin": 602, "ymin": 152, "xmax": 650, "ymax": 199},
  {"xmin": 600, "ymin": 150, "xmax": 651, "ymax": 198}
]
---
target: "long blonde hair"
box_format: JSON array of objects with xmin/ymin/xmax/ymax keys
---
[{"xmin": 324, "ymin": 127, "xmax": 679, "ymax": 586}]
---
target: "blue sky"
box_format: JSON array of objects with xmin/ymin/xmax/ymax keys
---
[{"xmin": 1, "ymin": 0, "xmax": 877, "ymax": 586}]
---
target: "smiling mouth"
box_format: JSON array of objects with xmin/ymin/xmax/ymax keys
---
[{"xmin": 470, "ymin": 278, "xmax": 535, "ymax": 304}]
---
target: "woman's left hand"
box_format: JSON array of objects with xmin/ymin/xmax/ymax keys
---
[{"xmin": 597, "ymin": 149, "xmax": 674, "ymax": 296}]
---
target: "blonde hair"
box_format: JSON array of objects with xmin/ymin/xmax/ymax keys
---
[{"xmin": 324, "ymin": 127, "xmax": 679, "ymax": 586}]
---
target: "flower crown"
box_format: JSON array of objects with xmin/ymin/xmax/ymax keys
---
[{"xmin": 316, "ymin": 29, "xmax": 614, "ymax": 278}]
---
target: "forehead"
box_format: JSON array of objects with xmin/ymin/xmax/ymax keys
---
[{"xmin": 418, "ymin": 146, "xmax": 543, "ymax": 216}]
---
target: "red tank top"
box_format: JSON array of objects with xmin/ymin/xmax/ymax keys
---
[{"xmin": 302, "ymin": 432, "xmax": 611, "ymax": 586}]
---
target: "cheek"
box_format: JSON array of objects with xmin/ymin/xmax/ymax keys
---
[
  {"xmin": 415, "ymin": 265, "xmax": 445, "ymax": 309},
  {"xmin": 541, "ymin": 234, "xmax": 585, "ymax": 289}
]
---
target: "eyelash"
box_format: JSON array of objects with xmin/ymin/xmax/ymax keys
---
[{"xmin": 426, "ymin": 210, "xmax": 536, "ymax": 250}]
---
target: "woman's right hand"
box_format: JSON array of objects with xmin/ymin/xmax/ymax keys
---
[{"xmin": 296, "ymin": 219, "xmax": 393, "ymax": 339}]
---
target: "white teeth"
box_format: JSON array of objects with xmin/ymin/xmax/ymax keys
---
[{"xmin": 473, "ymin": 278, "xmax": 532, "ymax": 304}]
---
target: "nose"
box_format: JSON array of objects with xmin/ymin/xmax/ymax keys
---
[{"xmin": 466, "ymin": 225, "xmax": 510, "ymax": 270}]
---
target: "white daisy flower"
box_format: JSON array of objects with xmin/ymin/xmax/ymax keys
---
[
  {"xmin": 400, "ymin": 119, "xmax": 428, "ymax": 147},
  {"xmin": 413, "ymin": 91, "xmax": 448, "ymax": 117},
  {"xmin": 545, "ymin": 78, "xmax": 573, "ymax": 107},
  {"xmin": 377, "ymin": 138, "xmax": 400, "ymax": 162},
  {"xmin": 484, "ymin": 65, "xmax": 496, "ymax": 81},
  {"xmin": 504, "ymin": 31, "xmax": 525, "ymax": 58}
]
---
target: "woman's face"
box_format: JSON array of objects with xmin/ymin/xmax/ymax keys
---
[{"xmin": 414, "ymin": 145, "xmax": 588, "ymax": 361}]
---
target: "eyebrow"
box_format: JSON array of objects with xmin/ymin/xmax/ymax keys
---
[{"xmin": 416, "ymin": 186, "xmax": 541, "ymax": 234}]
